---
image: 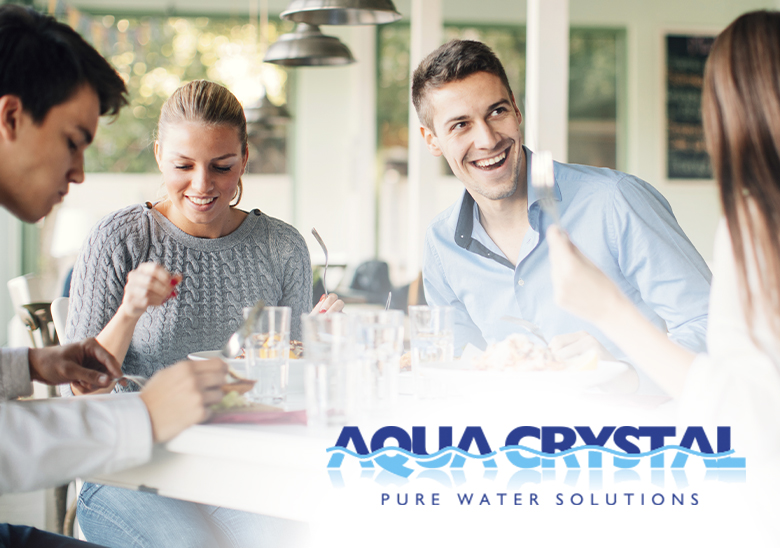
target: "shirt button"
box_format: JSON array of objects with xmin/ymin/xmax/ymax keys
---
[{"xmin": 517, "ymin": 279, "xmax": 524, "ymax": 286}]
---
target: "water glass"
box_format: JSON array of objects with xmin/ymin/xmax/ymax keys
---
[
  {"xmin": 408, "ymin": 305, "xmax": 454, "ymax": 397},
  {"xmin": 245, "ymin": 306, "xmax": 291, "ymax": 404},
  {"xmin": 355, "ymin": 310, "xmax": 404, "ymax": 414},
  {"xmin": 302, "ymin": 314, "xmax": 359, "ymax": 427}
]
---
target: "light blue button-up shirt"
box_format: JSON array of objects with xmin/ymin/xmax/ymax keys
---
[{"xmin": 423, "ymin": 148, "xmax": 712, "ymax": 364}]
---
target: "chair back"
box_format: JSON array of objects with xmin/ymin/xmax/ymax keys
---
[{"xmin": 51, "ymin": 297, "xmax": 69, "ymax": 343}]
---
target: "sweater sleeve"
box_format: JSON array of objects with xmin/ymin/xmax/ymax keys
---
[
  {"xmin": 66, "ymin": 206, "xmax": 149, "ymax": 346},
  {"xmin": 0, "ymin": 348, "xmax": 32, "ymax": 401}
]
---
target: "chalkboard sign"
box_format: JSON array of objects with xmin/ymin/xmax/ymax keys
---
[{"xmin": 666, "ymin": 34, "xmax": 715, "ymax": 179}]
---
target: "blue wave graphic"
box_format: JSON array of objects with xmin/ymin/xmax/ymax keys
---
[
  {"xmin": 326, "ymin": 444, "xmax": 735, "ymax": 461},
  {"xmin": 499, "ymin": 445, "xmax": 736, "ymax": 459},
  {"xmin": 326, "ymin": 444, "xmax": 738, "ymax": 477},
  {"xmin": 326, "ymin": 446, "xmax": 498, "ymax": 461}
]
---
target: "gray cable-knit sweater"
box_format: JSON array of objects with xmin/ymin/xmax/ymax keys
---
[{"xmin": 65, "ymin": 204, "xmax": 312, "ymax": 386}]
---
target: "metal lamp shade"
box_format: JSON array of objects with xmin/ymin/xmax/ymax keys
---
[
  {"xmin": 281, "ymin": 0, "xmax": 401, "ymax": 25},
  {"xmin": 264, "ymin": 23, "xmax": 355, "ymax": 66}
]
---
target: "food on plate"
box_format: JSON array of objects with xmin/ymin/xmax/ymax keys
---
[
  {"xmin": 210, "ymin": 388, "xmax": 286, "ymax": 414},
  {"xmin": 289, "ymin": 339, "xmax": 304, "ymax": 359},
  {"xmin": 235, "ymin": 339, "xmax": 304, "ymax": 360},
  {"xmin": 474, "ymin": 334, "xmax": 565, "ymax": 371},
  {"xmin": 211, "ymin": 390, "xmax": 251, "ymax": 412}
]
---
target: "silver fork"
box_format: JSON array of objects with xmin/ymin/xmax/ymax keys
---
[
  {"xmin": 531, "ymin": 150, "xmax": 560, "ymax": 227},
  {"xmin": 113, "ymin": 375, "xmax": 148, "ymax": 389},
  {"xmin": 311, "ymin": 227, "xmax": 329, "ymax": 296}
]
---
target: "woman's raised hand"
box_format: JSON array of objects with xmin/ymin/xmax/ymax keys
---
[
  {"xmin": 546, "ymin": 225, "xmax": 628, "ymax": 327},
  {"xmin": 120, "ymin": 263, "xmax": 182, "ymax": 319},
  {"xmin": 311, "ymin": 293, "xmax": 345, "ymax": 315}
]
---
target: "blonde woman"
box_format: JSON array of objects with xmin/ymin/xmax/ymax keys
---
[{"xmin": 67, "ymin": 80, "xmax": 339, "ymax": 546}]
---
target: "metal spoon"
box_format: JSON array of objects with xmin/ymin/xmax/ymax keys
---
[
  {"xmin": 384, "ymin": 291, "xmax": 392, "ymax": 311},
  {"xmin": 500, "ymin": 315, "xmax": 549, "ymax": 346},
  {"xmin": 311, "ymin": 227, "xmax": 329, "ymax": 295},
  {"xmin": 222, "ymin": 300, "xmax": 266, "ymax": 358}
]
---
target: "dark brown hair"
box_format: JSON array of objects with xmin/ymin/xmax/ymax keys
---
[
  {"xmin": 0, "ymin": 5, "xmax": 127, "ymax": 122},
  {"xmin": 702, "ymin": 10, "xmax": 780, "ymax": 339},
  {"xmin": 412, "ymin": 39, "xmax": 513, "ymax": 131},
  {"xmin": 158, "ymin": 80, "xmax": 247, "ymax": 206}
]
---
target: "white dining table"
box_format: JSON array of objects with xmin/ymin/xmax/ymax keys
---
[
  {"xmin": 85, "ymin": 373, "xmax": 765, "ymax": 548},
  {"xmin": 87, "ymin": 419, "xmax": 338, "ymax": 522},
  {"xmin": 85, "ymin": 360, "xmax": 657, "ymax": 519}
]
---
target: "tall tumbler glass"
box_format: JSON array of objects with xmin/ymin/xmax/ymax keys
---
[
  {"xmin": 408, "ymin": 305, "xmax": 454, "ymax": 397},
  {"xmin": 355, "ymin": 310, "xmax": 404, "ymax": 415},
  {"xmin": 303, "ymin": 313, "xmax": 358, "ymax": 428},
  {"xmin": 245, "ymin": 306, "xmax": 291, "ymax": 404}
]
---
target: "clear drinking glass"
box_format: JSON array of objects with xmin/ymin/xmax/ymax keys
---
[
  {"xmin": 408, "ymin": 305, "xmax": 454, "ymax": 397},
  {"xmin": 355, "ymin": 310, "xmax": 404, "ymax": 414},
  {"xmin": 245, "ymin": 306, "xmax": 291, "ymax": 404},
  {"xmin": 302, "ymin": 313, "xmax": 358, "ymax": 427}
]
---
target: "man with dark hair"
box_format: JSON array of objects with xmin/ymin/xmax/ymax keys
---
[
  {"xmin": 413, "ymin": 39, "xmax": 712, "ymax": 389},
  {"xmin": 0, "ymin": 6, "xmax": 227, "ymax": 546}
]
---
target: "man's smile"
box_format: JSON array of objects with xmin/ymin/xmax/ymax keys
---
[{"xmin": 470, "ymin": 145, "xmax": 510, "ymax": 171}]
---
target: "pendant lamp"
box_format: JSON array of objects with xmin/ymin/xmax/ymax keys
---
[
  {"xmin": 280, "ymin": 0, "xmax": 401, "ymax": 26},
  {"xmin": 264, "ymin": 23, "xmax": 355, "ymax": 66}
]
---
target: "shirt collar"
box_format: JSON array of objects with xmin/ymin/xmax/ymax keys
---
[{"xmin": 453, "ymin": 145, "xmax": 561, "ymax": 249}]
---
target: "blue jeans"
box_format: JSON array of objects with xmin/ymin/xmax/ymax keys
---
[{"xmin": 77, "ymin": 483, "xmax": 308, "ymax": 548}]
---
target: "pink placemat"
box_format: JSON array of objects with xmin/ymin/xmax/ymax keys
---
[{"xmin": 206, "ymin": 409, "xmax": 307, "ymax": 425}]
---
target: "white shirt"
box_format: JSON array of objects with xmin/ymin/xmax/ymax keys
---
[
  {"xmin": 681, "ymin": 220, "xmax": 780, "ymax": 458},
  {"xmin": 0, "ymin": 347, "xmax": 153, "ymax": 494}
]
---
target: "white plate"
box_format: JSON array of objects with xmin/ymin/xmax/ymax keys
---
[
  {"xmin": 188, "ymin": 350, "xmax": 245, "ymax": 370},
  {"xmin": 417, "ymin": 360, "xmax": 628, "ymax": 393},
  {"xmin": 187, "ymin": 351, "xmax": 306, "ymax": 394}
]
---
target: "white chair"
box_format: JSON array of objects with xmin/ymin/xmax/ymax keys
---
[
  {"xmin": 6, "ymin": 277, "xmax": 70, "ymax": 532},
  {"xmin": 50, "ymin": 296, "xmax": 86, "ymax": 539},
  {"xmin": 51, "ymin": 297, "xmax": 69, "ymax": 343}
]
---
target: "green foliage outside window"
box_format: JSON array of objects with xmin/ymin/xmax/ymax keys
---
[{"xmin": 58, "ymin": 11, "xmax": 293, "ymax": 173}]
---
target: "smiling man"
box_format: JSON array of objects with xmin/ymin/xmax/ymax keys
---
[{"xmin": 413, "ymin": 40, "xmax": 712, "ymax": 390}]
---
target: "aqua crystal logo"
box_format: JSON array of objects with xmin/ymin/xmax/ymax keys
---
[{"xmin": 327, "ymin": 426, "xmax": 746, "ymax": 477}]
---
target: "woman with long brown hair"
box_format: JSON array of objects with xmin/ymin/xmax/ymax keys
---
[{"xmin": 548, "ymin": 10, "xmax": 780, "ymax": 449}]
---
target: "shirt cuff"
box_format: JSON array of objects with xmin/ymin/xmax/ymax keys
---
[
  {"xmin": 103, "ymin": 393, "xmax": 154, "ymax": 473},
  {"xmin": 0, "ymin": 348, "xmax": 33, "ymax": 401}
]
